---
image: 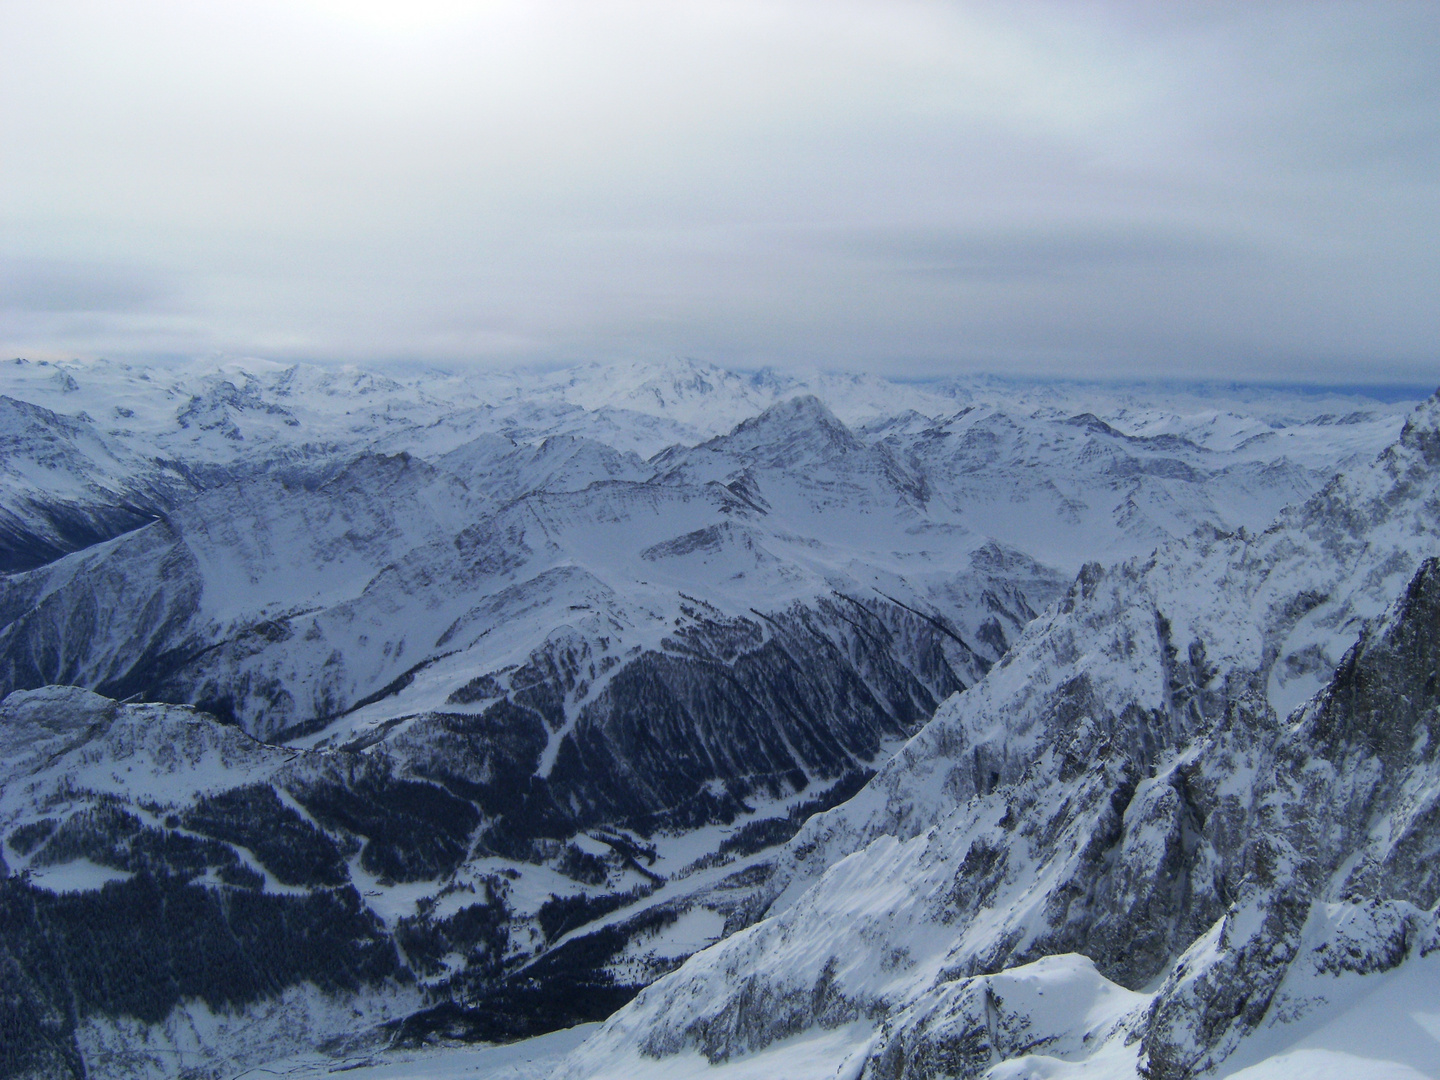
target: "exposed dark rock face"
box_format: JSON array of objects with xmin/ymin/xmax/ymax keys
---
[
  {"xmin": 1139, "ymin": 556, "xmax": 1440, "ymax": 1077},
  {"xmin": 844, "ymin": 552, "xmax": 1440, "ymax": 1079},
  {"xmin": 0, "ymin": 499, "xmax": 163, "ymax": 575},
  {"xmin": 0, "ymin": 395, "xmax": 179, "ymax": 574},
  {"xmin": 0, "ymin": 521, "xmax": 206, "ymax": 702},
  {"xmin": 831, "ymin": 558, "xmax": 1440, "ymax": 1080}
]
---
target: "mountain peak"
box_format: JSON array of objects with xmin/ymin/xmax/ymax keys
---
[
  {"xmin": 734, "ymin": 393, "xmax": 850, "ymax": 436},
  {"xmin": 706, "ymin": 393, "xmax": 863, "ymax": 465}
]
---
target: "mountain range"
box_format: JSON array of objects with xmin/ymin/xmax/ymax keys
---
[{"xmin": 0, "ymin": 355, "xmax": 1432, "ymax": 1079}]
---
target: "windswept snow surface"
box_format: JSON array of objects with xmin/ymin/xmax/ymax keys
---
[
  {"xmin": 1217, "ymin": 939, "xmax": 1440, "ymax": 1079},
  {"xmin": 297, "ymin": 949, "xmax": 1438, "ymax": 1079}
]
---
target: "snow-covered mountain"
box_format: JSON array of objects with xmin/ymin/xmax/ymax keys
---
[
  {"xmin": 0, "ymin": 355, "xmax": 1408, "ymax": 569},
  {"xmin": 0, "ymin": 354, "xmax": 1428, "ymax": 1079},
  {"xmin": 559, "ymin": 394, "xmax": 1440, "ymax": 1080}
]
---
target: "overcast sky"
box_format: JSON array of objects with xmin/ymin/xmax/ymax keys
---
[{"xmin": 1, "ymin": 1, "xmax": 1437, "ymax": 383}]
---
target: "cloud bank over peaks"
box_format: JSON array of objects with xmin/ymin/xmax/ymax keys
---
[{"xmin": 1, "ymin": 1, "xmax": 1437, "ymax": 382}]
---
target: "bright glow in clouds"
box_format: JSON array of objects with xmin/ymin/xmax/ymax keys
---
[{"xmin": 1, "ymin": 1, "xmax": 1437, "ymax": 382}]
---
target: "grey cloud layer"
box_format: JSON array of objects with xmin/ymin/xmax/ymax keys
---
[
  {"xmin": 825, "ymin": 226, "xmax": 1250, "ymax": 282},
  {"xmin": 0, "ymin": 1, "xmax": 1436, "ymax": 381},
  {"xmin": 0, "ymin": 260, "xmax": 173, "ymax": 314}
]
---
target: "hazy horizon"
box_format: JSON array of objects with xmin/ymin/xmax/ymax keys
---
[{"xmin": 10, "ymin": 351, "xmax": 1434, "ymax": 406}]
